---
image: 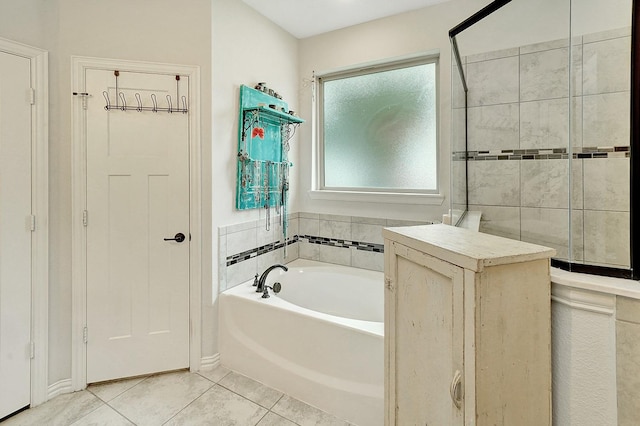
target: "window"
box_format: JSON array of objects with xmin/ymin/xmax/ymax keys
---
[{"xmin": 315, "ymin": 54, "xmax": 439, "ymax": 201}]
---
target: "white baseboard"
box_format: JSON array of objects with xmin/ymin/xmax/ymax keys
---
[
  {"xmin": 47, "ymin": 379, "xmax": 73, "ymax": 401},
  {"xmin": 200, "ymin": 353, "xmax": 220, "ymax": 371}
]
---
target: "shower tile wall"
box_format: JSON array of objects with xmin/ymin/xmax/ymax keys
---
[
  {"xmin": 454, "ymin": 27, "xmax": 631, "ymax": 268},
  {"xmin": 218, "ymin": 212, "xmax": 433, "ymax": 292}
]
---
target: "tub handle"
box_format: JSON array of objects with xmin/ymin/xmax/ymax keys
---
[
  {"xmin": 261, "ymin": 282, "xmax": 282, "ymax": 299},
  {"xmin": 450, "ymin": 370, "xmax": 463, "ymax": 409}
]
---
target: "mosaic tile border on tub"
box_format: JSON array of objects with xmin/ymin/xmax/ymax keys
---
[
  {"xmin": 298, "ymin": 235, "xmax": 385, "ymax": 253},
  {"xmin": 225, "ymin": 234, "xmax": 384, "ymax": 267},
  {"xmin": 453, "ymin": 146, "xmax": 631, "ymax": 161},
  {"xmin": 226, "ymin": 236, "xmax": 299, "ymax": 266}
]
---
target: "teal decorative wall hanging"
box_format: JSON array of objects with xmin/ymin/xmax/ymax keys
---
[{"xmin": 236, "ymin": 84, "xmax": 304, "ymax": 237}]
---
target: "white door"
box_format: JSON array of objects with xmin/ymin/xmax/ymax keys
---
[
  {"xmin": 0, "ymin": 51, "xmax": 32, "ymax": 418},
  {"xmin": 85, "ymin": 69, "xmax": 190, "ymax": 383}
]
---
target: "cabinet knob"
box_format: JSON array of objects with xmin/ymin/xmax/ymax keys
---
[{"xmin": 450, "ymin": 370, "xmax": 463, "ymax": 409}]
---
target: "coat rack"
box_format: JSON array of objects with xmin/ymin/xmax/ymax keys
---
[{"xmin": 101, "ymin": 70, "xmax": 188, "ymax": 113}]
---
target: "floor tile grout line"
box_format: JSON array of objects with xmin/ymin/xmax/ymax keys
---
[
  {"xmin": 196, "ymin": 368, "xmax": 231, "ymax": 384},
  {"xmin": 67, "ymin": 394, "xmax": 138, "ymax": 426},
  {"xmin": 159, "ymin": 380, "xmax": 216, "ymax": 426},
  {"xmin": 87, "ymin": 374, "xmax": 152, "ymax": 404},
  {"xmin": 65, "ymin": 395, "xmax": 108, "ymax": 426},
  {"xmin": 267, "ymin": 394, "xmax": 304, "ymax": 426},
  {"xmin": 270, "ymin": 392, "xmax": 285, "ymax": 411},
  {"xmin": 253, "ymin": 409, "xmax": 270, "ymax": 426},
  {"xmin": 216, "ymin": 380, "xmax": 283, "ymax": 411},
  {"xmin": 265, "ymin": 410, "xmax": 304, "ymax": 426},
  {"xmin": 104, "ymin": 402, "xmax": 138, "ymax": 426},
  {"xmin": 99, "ymin": 370, "xmax": 213, "ymax": 426},
  {"xmin": 99, "ymin": 382, "xmax": 164, "ymax": 426},
  {"xmin": 213, "ymin": 380, "xmax": 310, "ymax": 426},
  {"xmin": 161, "ymin": 381, "xmax": 281, "ymax": 425}
]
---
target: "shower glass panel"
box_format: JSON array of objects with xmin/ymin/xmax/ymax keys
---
[
  {"xmin": 450, "ymin": 0, "xmax": 633, "ymax": 276},
  {"xmin": 570, "ymin": 0, "xmax": 632, "ymax": 271},
  {"xmin": 451, "ymin": 40, "xmax": 467, "ymax": 225}
]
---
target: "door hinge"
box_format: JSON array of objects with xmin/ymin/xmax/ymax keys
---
[
  {"xmin": 82, "ymin": 210, "xmax": 88, "ymax": 227},
  {"xmin": 385, "ymin": 277, "xmax": 394, "ymax": 291},
  {"xmin": 30, "ymin": 341, "xmax": 35, "ymax": 359},
  {"xmin": 29, "ymin": 88, "xmax": 35, "ymax": 105},
  {"xmin": 30, "ymin": 215, "xmax": 36, "ymax": 232},
  {"xmin": 83, "ymin": 326, "xmax": 88, "ymax": 344}
]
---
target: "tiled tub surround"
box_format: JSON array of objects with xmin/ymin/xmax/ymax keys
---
[
  {"xmin": 219, "ymin": 213, "xmax": 300, "ymax": 293},
  {"xmin": 296, "ymin": 213, "xmax": 433, "ymax": 271},
  {"xmin": 219, "ymin": 213, "xmax": 433, "ymax": 291},
  {"xmin": 452, "ymin": 27, "xmax": 631, "ymax": 268}
]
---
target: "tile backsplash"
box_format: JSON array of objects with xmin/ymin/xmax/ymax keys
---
[
  {"xmin": 452, "ymin": 27, "xmax": 631, "ymax": 268},
  {"xmin": 218, "ymin": 212, "xmax": 434, "ymax": 292}
]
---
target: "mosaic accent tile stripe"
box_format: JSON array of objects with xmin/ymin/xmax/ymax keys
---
[
  {"xmin": 225, "ymin": 234, "xmax": 384, "ymax": 267},
  {"xmin": 453, "ymin": 146, "xmax": 631, "ymax": 161},
  {"xmin": 298, "ymin": 235, "xmax": 385, "ymax": 253},
  {"xmin": 226, "ymin": 236, "xmax": 299, "ymax": 266}
]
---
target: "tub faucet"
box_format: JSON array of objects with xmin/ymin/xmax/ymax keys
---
[{"xmin": 256, "ymin": 264, "xmax": 288, "ymax": 293}]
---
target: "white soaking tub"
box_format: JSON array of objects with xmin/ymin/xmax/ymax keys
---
[{"xmin": 219, "ymin": 259, "xmax": 384, "ymax": 426}]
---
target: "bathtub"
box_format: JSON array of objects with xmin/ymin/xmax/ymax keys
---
[{"xmin": 219, "ymin": 259, "xmax": 384, "ymax": 426}]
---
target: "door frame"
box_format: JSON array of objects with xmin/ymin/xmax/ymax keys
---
[
  {"xmin": 71, "ymin": 56, "xmax": 202, "ymax": 390},
  {"xmin": 0, "ymin": 37, "xmax": 49, "ymax": 407}
]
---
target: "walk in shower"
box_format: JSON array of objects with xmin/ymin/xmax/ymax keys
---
[{"xmin": 450, "ymin": 0, "xmax": 636, "ymax": 277}]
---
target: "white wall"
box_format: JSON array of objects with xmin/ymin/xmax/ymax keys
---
[
  {"xmin": 455, "ymin": 0, "xmax": 631, "ymax": 57},
  {"xmin": 0, "ymin": 0, "xmax": 212, "ymax": 386},
  {"xmin": 297, "ymin": 0, "xmax": 491, "ymax": 223},
  {"xmin": 210, "ymin": 0, "xmax": 299, "ymax": 312},
  {"xmin": 0, "ymin": 0, "xmax": 46, "ymax": 47}
]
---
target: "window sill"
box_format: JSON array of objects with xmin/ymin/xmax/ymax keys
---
[{"xmin": 308, "ymin": 189, "xmax": 445, "ymax": 205}]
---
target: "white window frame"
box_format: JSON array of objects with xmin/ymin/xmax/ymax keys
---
[{"xmin": 310, "ymin": 51, "xmax": 444, "ymax": 205}]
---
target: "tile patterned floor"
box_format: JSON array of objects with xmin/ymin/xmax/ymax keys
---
[{"xmin": 1, "ymin": 367, "xmax": 353, "ymax": 426}]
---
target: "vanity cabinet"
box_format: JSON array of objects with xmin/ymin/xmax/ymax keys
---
[{"xmin": 383, "ymin": 224, "xmax": 555, "ymax": 426}]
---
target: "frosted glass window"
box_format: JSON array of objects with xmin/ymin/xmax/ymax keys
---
[{"xmin": 320, "ymin": 60, "xmax": 437, "ymax": 192}]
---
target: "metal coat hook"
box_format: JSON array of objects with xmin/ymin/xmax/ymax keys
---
[
  {"xmin": 118, "ymin": 92, "xmax": 127, "ymax": 111},
  {"xmin": 181, "ymin": 96, "xmax": 188, "ymax": 114},
  {"xmin": 151, "ymin": 93, "xmax": 158, "ymax": 112},
  {"xmin": 102, "ymin": 91, "xmax": 111, "ymax": 110},
  {"xmin": 135, "ymin": 93, "xmax": 143, "ymax": 112},
  {"xmin": 166, "ymin": 95, "xmax": 173, "ymax": 113}
]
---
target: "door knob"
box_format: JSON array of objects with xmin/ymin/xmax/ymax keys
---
[{"xmin": 164, "ymin": 232, "xmax": 186, "ymax": 243}]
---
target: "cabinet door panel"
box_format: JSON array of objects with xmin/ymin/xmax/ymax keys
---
[{"xmin": 393, "ymin": 252, "xmax": 464, "ymax": 426}]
